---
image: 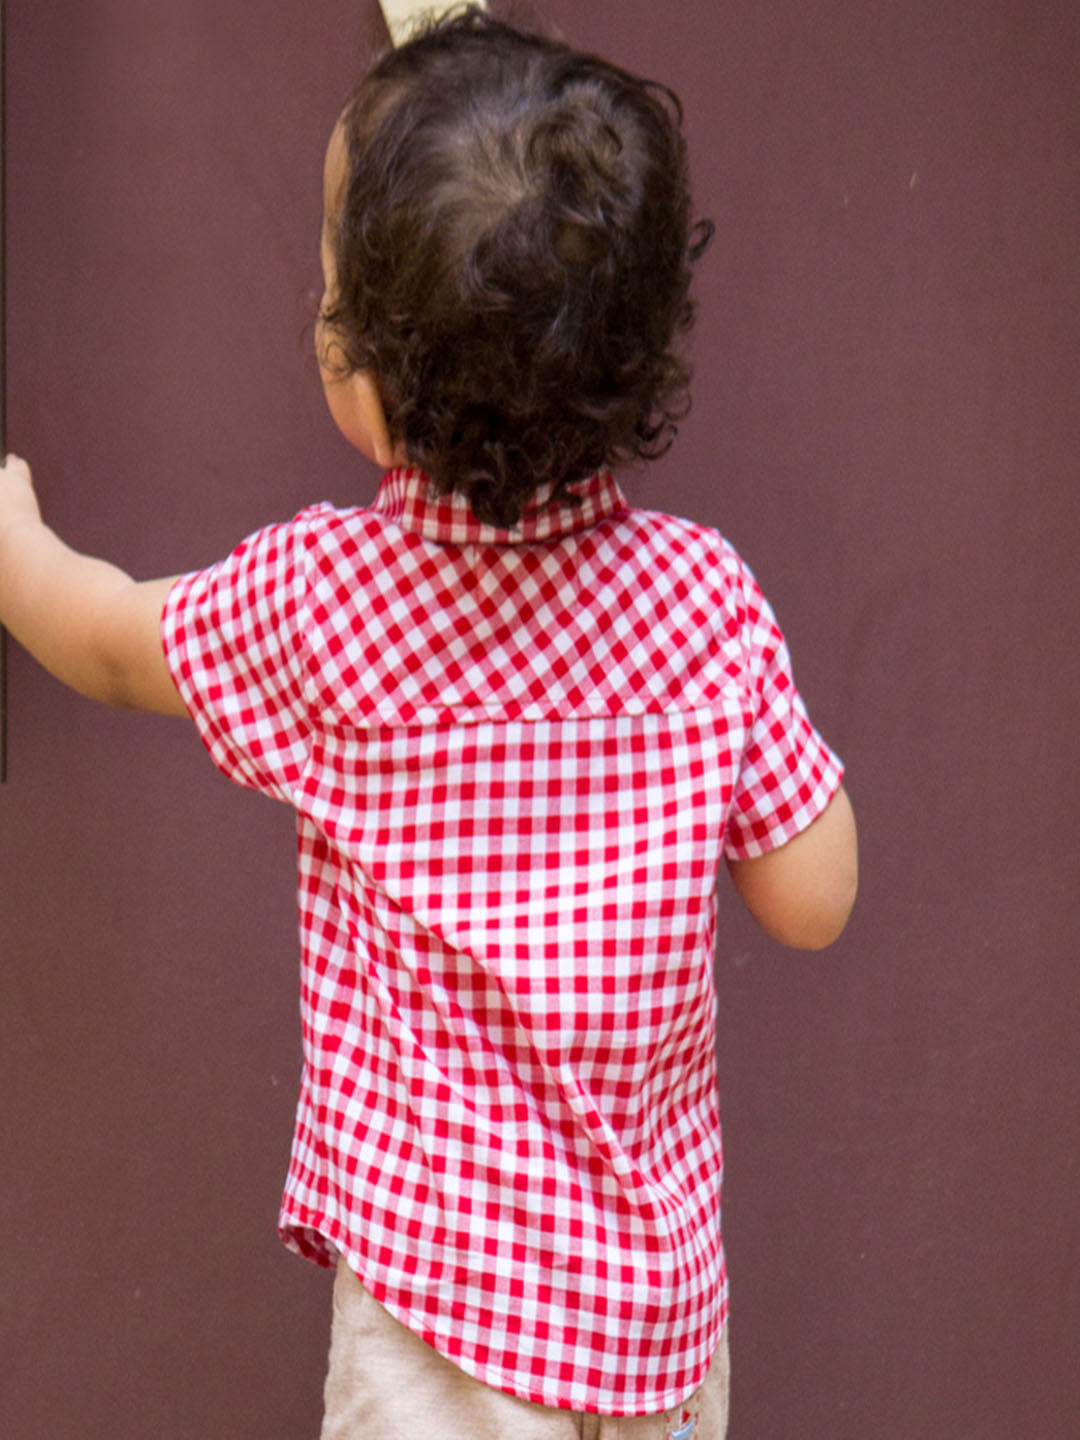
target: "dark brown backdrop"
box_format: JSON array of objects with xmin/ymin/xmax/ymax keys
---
[{"xmin": 2, "ymin": 1, "xmax": 1077, "ymax": 1436}]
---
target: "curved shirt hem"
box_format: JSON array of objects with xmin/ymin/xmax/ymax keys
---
[{"xmin": 279, "ymin": 1209, "xmax": 729, "ymax": 1417}]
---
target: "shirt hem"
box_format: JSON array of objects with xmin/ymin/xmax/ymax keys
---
[{"xmin": 279, "ymin": 1209, "xmax": 728, "ymax": 1417}]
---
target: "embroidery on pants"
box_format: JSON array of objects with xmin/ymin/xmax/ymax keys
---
[{"xmin": 667, "ymin": 1410, "xmax": 697, "ymax": 1440}]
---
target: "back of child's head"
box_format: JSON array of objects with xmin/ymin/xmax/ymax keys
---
[{"xmin": 323, "ymin": 6, "xmax": 712, "ymax": 528}]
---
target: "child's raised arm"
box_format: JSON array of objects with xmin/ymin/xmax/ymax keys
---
[
  {"xmin": 726, "ymin": 785, "xmax": 858, "ymax": 950},
  {"xmin": 0, "ymin": 454, "xmax": 187, "ymax": 716}
]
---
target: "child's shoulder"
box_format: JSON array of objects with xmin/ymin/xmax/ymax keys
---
[
  {"xmin": 621, "ymin": 498, "xmax": 756, "ymax": 592},
  {"xmin": 277, "ymin": 499, "xmax": 390, "ymax": 553},
  {"xmin": 280, "ymin": 494, "xmax": 759, "ymax": 610}
]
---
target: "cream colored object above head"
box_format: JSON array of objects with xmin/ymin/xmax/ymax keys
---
[{"xmin": 378, "ymin": 0, "xmax": 487, "ymax": 47}]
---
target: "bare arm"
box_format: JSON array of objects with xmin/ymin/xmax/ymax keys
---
[
  {"xmin": 726, "ymin": 785, "xmax": 858, "ymax": 950},
  {"xmin": 0, "ymin": 454, "xmax": 188, "ymax": 716}
]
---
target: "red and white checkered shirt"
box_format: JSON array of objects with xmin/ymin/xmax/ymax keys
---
[{"xmin": 161, "ymin": 466, "xmax": 842, "ymax": 1415}]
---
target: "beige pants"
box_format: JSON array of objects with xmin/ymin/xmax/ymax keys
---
[{"xmin": 321, "ymin": 1256, "xmax": 730, "ymax": 1440}]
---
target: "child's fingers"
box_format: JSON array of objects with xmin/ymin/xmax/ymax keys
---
[{"xmin": 0, "ymin": 455, "xmax": 42, "ymax": 524}]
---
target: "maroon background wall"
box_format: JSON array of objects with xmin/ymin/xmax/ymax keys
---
[{"xmin": 2, "ymin": 1, "xmax": 1077, "ymax": 1436}]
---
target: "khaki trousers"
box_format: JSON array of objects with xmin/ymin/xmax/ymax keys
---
[{"xmin": 321, "ymin": 1256, "xmax": 730, "ymax": 1440}]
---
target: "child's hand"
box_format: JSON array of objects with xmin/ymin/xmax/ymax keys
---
[
  {"xmin": 0, "ymin": 453, "xmax": 187, "ymax": 715},
  {"xmin": 379, "ymin": 1, "xmax": 485, "ymax": 46},
  {"xmin": 0, "ymin": 454, "xmax": 43, "ymax": 531}
]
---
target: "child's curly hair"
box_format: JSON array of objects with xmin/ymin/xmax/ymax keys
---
[{"xmin": 322, "ymin": 7, "xmax": 713, "ymax": 528}]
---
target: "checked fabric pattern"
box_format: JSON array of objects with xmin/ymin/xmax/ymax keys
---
[{"xmin": 162, "ymin": 467, "xmax": 842, "ymax": 1415}]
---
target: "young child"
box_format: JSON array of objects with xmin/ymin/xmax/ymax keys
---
[{"xmin": 0, "ymin": 10, "xmax": 856, "ymax": 1438}]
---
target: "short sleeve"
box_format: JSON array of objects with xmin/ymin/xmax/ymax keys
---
[
  {"xmin": 161, "ymin": 516, "xmax": 313, "ymax": 803},
  {"xmin": 723, "ymin": 558, "xmax": 844, "ymax": 860}
]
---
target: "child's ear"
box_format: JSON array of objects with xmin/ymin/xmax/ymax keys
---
[
  {"xmin": 323, "ymin": 366, "xmax": 405, "ymax": 467},
  {"xmin": 351, "ymin": 370, "xmax": 400, "ymax": 467}
]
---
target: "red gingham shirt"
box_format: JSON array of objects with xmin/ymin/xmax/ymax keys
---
[{"xmin": 161, "ymin": 467, "xmax": 842, "ymax": 1415}]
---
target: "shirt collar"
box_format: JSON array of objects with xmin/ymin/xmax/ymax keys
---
[{"xmin": 371, "ymin": 466, "xmax": 628, "ymax": 545}]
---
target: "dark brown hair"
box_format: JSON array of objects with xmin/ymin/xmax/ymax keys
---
[{"xmin": 322, "ymin": 7, "xmax": 712, "ymax": 527}]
